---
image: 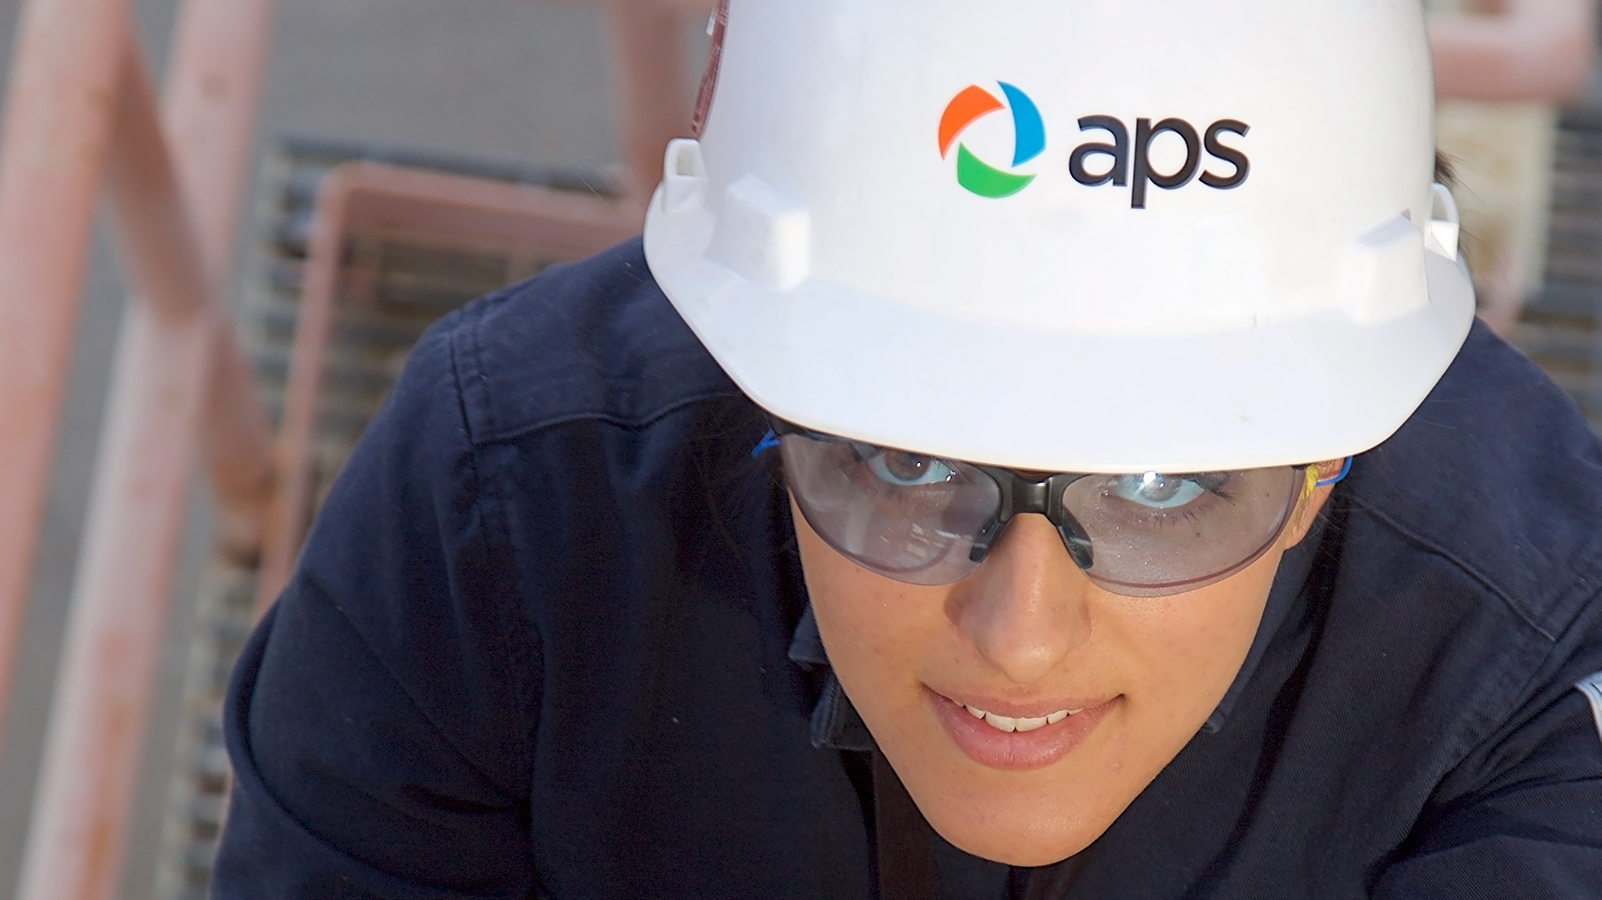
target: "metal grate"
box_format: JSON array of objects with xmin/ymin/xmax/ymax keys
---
[{"xmin": 151, "ymin": 139, "xmax": 615, "ymax": 899}]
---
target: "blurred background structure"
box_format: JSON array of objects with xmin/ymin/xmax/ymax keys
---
[
  {"xmin": 0, "ymin": 2, "xmax": 1594, "ymax": 899},
  {"xmin": 1429, "ymin": 0, "xmax": 1598, "ymax": 333},
  {"xmin": 0, "ymin": 1, "xmax": 708, "ymax": 897},
  {"xmin": 1433, "ymin": 0, "xmax": 1602, "ymax": 434}
]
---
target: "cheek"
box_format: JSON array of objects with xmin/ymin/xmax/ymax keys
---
[
  {"xmin": 792, "ymin": 506, "xmax": 949, "ymax": 725},
  {"xmin": 1112, "ymin": 550, "xmax": 1283, "ymax": 730},
  {"xmin": 801, "ymin": 530, "xmax": 904, "ymax": 655}
]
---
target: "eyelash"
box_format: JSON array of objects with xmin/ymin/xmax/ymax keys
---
[
  {"xmin": 1131, "ymin": 499, "xmax": 1223, "ymax": 529},
  {"xmin": 1100, "ymin": 476, "xmax": 1238, "ymax": 528}
]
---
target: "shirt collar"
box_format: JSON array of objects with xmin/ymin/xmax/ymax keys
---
[
  {"xmin": 1203, "ymin": 513, "xmax": 1326, "ymax": 732},
  {"xmin": 788, "ymin": 607, "xmax": 875, "ymax": 751}
]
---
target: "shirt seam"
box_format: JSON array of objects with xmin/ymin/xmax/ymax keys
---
[
  {"xmin": 451, "ymin": 315, "xmax": 540, "ymax": 782},
  {"xmin": 296, "ymin": 567, "xmax": 523, "ymax": 803},
  {"xmin": 467, "ymin": 392, "xmax": 749, "ymax": 449},
  {"xmin": 1358, "ymin": 501, "xmax": 1602, "ymax": 643},
  {"xmin": 454, "ymin": 276, "xmax": 740, "ymax": 447}
]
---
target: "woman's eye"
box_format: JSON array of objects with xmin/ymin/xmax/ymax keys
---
[
  {"xmin": 1108, "ymin": 472, "xmax": 1207, "ymax": 509},
  {"xmin": 866, "ymin": 450, "xmax": 954, "ymax": 487}
]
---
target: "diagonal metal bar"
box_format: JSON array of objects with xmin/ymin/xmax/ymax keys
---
[
  {"xmin": 13, "ymin": 16, "xmax": 272, "ymax": 898},
  {"xmin": 164, "ymin": 0, "xmax": 280, "ymax": 558},
  {"xmin": 0, "ymin": 0, "xmax": 135, "ymax": 759}
]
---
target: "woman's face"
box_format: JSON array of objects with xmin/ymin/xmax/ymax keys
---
[{"xmin": 793, "ymin": 474, "xmax": 1334, "ymax": 866}]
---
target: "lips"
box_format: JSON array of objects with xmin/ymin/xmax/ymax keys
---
[{"xmin": 930, "ymin": 688, "xmax": 1116, "ymax": 771}]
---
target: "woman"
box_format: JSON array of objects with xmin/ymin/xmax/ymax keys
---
[{"xmin": 213, "ymin": 1, "xmax": 1602, "ymax": 896}]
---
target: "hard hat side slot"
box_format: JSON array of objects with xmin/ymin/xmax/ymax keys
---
[{"xmin": 1427, "ymin": 183, "xmax": 1461, "ymax": 261}]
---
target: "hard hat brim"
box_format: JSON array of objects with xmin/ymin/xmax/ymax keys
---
[{"xmin": 645, "ymin": 191, "xmax": 1475, "ymax": 475}]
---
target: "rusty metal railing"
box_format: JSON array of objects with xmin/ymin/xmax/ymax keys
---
[
  {"xmin": 0, "ymin": 0, "xmax": 711, "ymax": 895},
  {"xmin": 0, "ymin": 1, "xmax": 277, "ymax": 896}
]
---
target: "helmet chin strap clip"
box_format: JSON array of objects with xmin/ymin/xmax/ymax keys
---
[{"xmin": 1427, "ymin": 182, "xmax": 1461, "ymax": 261}]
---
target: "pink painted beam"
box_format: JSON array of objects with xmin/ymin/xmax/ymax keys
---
[
  {"xmin": 1430, "ymin": 0, "xmax": 1597, "ymax": 102},
  {"xmin": 163, "ymin": 0, "xmax": 282, "ymax": 558},
  {"xmin": 13, "ymin": 13, "xmax": 273, "ymax": 896},
  {"xmin": 0, "ymin": 0, "xmax": 135, "ymax": 756},
  {"xmin": 603, "ymin": 0, "xmax": 695, "ymax": 202}
]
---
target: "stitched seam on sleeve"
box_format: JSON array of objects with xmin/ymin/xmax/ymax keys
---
[
  {"xmin": 296, "ymin": 568, "xmax": 514, "ymax": 800},
  {"xmin": 450, "ymin": 311, "xmax": 539, "ymax": 777},
  {"xmin": 1361, "ymin": 499, "xmax": 1602, "ymax": 643}
]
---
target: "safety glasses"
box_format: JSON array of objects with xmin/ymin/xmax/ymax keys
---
[{"xmin": 770, "ymin": 419, "xmax": 1324, "ymax": 598}]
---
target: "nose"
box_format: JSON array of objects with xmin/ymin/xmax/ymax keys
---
[{"xmin": 947, "ymin": 514, "xmax": 1093, "ymax": 684}]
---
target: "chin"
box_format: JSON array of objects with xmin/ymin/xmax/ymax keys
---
[{"xmin": 924, "ymin": 805, "xmax": 1112, "ymax": 867}]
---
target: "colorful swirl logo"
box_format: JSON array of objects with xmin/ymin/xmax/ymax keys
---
[{"xmin": 938, "ymin": 83, "xmax": 1045, "ymax": 199}]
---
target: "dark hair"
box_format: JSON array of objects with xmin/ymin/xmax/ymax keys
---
[{"xmin": 1435, "ymin": 150, "xmax": 1455, "ymax": 187}]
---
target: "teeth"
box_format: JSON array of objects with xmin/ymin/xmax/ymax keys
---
[
  {"xmin": 984, "ymin": 712, "xmax": 1018, "ymax": 731},
  {"xmin": 963, "ymin": 703, "xmax": 1079, "ymax": 733}
]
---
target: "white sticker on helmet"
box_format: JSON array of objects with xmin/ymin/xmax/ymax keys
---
[{"xmin": 1575, "ymin": 671, "xmax": 1602, "ymax": 744}]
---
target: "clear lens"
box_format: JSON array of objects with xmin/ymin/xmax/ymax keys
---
[
  {"xmin": 779, "ymin": 430, "xmax": 1303, "ymax": 597},
  {"xmin": 779, "ymin": 434, "xmax": 998, "ymax": 585},
  {"xmin": 1062, "ymin": 467, "xmax": 1302, "ymax": 597}
]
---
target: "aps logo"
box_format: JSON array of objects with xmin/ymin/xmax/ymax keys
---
[
  {"xmin": 939, "ymin": 83, "xmax": 1252, "ymax": 208},
  {"xmin": 938, "ymin": 83, "xmax": 1046, "ymax": 199}
]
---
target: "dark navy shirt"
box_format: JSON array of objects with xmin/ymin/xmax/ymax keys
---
[{"xmin": 214, "ymin": 238, "xmax": 1602, "ymax": 898}]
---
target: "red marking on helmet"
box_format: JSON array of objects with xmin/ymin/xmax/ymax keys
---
[
  {"xmin": 693, "ymin": 0, "xmax": 731, "ymax": 138},
  {"xmin": 939, "ymin": 86, "xmax": 1004, "ymax": 159}
]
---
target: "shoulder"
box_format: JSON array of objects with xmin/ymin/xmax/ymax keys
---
[
  {"xmin": 1309, "ymin": 319, "xmax": 1602, "ymax": 817},
  {"xmin": 1188, "ymin": 323, "xmax": 1602, "ymax": 890},
  {"xmin": 390, "ymin": 235, "xmax": 787, "ymax": 628},
  {"xmin": 427, "ymin": 236, "xmax": 742, "ymax": 446},
  {"xmin": 1345, "ymin": 319, "xmax": 1602, "ymax": 637}
]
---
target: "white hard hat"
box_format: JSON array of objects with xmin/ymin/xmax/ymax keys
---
[{"xmin": 643, "ymin": 0, "xmax": 1474, "ymax": 473}]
